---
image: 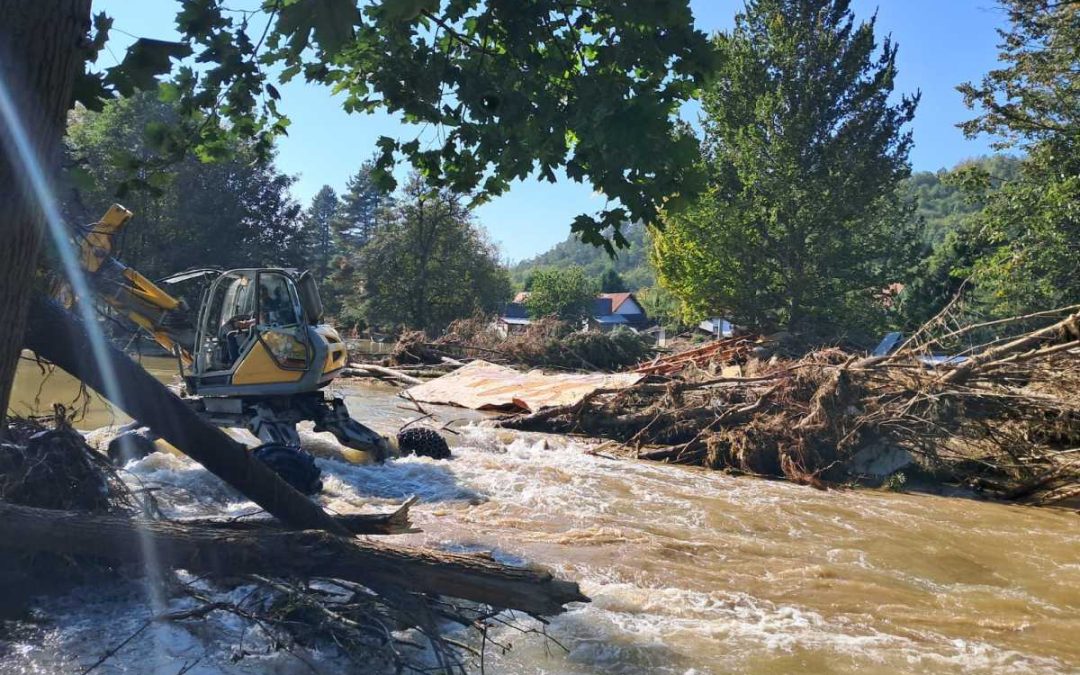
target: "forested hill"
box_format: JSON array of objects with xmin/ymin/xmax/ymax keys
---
[
  {"xmin": 511, "ymin": 156, "xmax": 1023, "ymax": 292},
  {"xmin": 904, "ymin": 155, "xmax": 1021, "ymax": 245},
  {"xmin": 510, "ymin": 221, "xmax": 655, "ymax": 290}
]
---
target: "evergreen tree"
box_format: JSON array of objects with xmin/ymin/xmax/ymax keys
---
[
  {"xmin": 302, "ymin": 185, "xmax": 338, "ymax": 279},
  {"xmin": 334, "ymin": 160, "xmax": 385, "ymax": 249},
  {"xmin": 599, "ymin": 268, "xmax": 628, "ymax": 293},
  {"xmin": 653, "ymin": 0, "xmax": 919, "ymax": 340}
]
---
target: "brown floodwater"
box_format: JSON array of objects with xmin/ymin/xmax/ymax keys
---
[{"xmin": 6, "ymin": 361, "xmax": 1080, "ymax": 674}]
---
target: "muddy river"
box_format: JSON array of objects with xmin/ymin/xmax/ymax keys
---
[{"xmin": 5, "ymin": 359, "xmax": 1079, "ymax": 674}]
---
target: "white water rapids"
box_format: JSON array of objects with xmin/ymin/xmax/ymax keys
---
[{"xmin": 2, "ymin": 378, "xmax": 1078, "ymax": 674}]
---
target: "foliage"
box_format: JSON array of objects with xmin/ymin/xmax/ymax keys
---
[
  {"xmin": 636, "ymin": 285, "xmax": 689, "ymax": 332},
  {"xmin": 63, "ymin": 93, "xmax": 304, "ymax": 280},
  {"xmin": 652, "ymin": 0, "xmax": 919, "ymax": 341},
  {"xmin": 440, "ymin": 317, "xmax": 651, "ymax": 371},
  {"xmin": 302, "ymin": 186, "xmax": 339, "ymax": 280},
  {"xmin": 897, "ymin": 157, "xmax": 1023, "ymax": 326},
  {"xmin": 333, "ymin": 159, "xmax": 388, "ymax": 249},
  {"xmin": 80, "ymin": 0, "xmax": 718, "ymax": 248},
  {"xmin": 524, "ymin": 267, "xmax": 595, "ymax": 321},
  {"xmin": 351, "ymin": 175, "xmax": 511, "ymax": 332},
  {"xmin": 599, "ymin": 268, "xmax": 628, "ymax": 293},
  {"xmin": 512, "ymin": 221, "xmax": 655, "ymax": 290},
  {"xmin": 950, "ymin": 0, "xmax": 1080, "ymax": 317},
  {"xmin": 902, "ymin": 156, "xmax": 1021, "ymax": 246}
]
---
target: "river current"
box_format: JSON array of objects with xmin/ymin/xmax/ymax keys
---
[{"xmin": 4, "ymin": 359, "xmax": 1078, "ymax": 674}]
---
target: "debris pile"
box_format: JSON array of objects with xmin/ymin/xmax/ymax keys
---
[
  {"xmin": 500, "ymin": 307, "xmax": 1080, "ymax": 506},
  {"xmin": 0, "ymin": 411, "xmax": 131, "ymax": 512},
  {"xmin": 633, "ymin": 335, "xmax": 757, "ymax": 376},
  {"xmin": 373, "ymin": 317, "xmax": 656, "ymax": 371}
]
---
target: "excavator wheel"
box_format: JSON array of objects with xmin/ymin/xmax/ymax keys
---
[
  {"xmin": 396, "ymin": 427, "xmax": 451, "ymax": 460},
  {"xmin": 107, "ymin": 429, "xmax": 158, "ymax": 465},
  {"xmin": 252, "ymin": 443, "xmax": 323, "ymax": 495}
]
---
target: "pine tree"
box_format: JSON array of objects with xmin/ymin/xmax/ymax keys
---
[
  {"xmin": 334, "ymin": 160, "xmax": 386, "ymax": 250},
  {"xmin": 653, "ymin": 0, "xmax": 919, "ymax": 340},
  {"xmin": 302, "ymin": 185, "xmax": 338, "ymax": 279}
]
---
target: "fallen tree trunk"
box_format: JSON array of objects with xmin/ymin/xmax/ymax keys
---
[
  {"xmin": 341, "ymin": 363, "xmax": 424, "ymax": 385},
  {"xmin": 23, "ymin": 295, "xmax": 349, "ymax": 536},
  {"xmin": 179, "ymin": 497, "xmax": 421, "ymax": 535},
  {"xmin": 0, "ymin": 501, "xmax": 588, "ymax": 616}
]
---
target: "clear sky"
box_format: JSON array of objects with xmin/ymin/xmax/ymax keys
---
[{"xmin": 93, "ymin": 0, "xmax": 1008, "ymax": 262}]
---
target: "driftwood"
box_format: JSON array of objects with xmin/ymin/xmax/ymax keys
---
[
  {"xmin": 23, "ymin": 295, "xmax": 349, "ymax": 535},
  {"xmin": 0, "ymin": 501, "xmax": 588, "ymax": 616},
  {"xmin": 178, "ymin": 496, "xmax": 422, "ymax": 535},
  {"xmin": 499, "ymin": 308, "xmax": 1080, "ymax": 504},
  {"xmin": 340, "ymin": 363, "xmax": 424, "ymax": 385}
]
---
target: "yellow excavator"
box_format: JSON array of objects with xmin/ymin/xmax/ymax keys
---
[{"xmin": 71, "ymin": 204, "xmax": 449, "ymax": 493}]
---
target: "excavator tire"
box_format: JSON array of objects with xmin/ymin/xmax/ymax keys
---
[
  {"xmin": 107, "ymin": 429, "xmax": 158, "ymax": 465},
  {"xmin": 396, "ymin": 427, "xmax": 451, "ymax": 460},
  {"xmin": 252, "ymin": 443, "xmax": 323, "ymax": 495}
]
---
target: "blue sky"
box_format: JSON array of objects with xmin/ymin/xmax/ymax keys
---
[{"xmin": 93, "ymin": 0, "xmax": 1008, "ymax": 262}]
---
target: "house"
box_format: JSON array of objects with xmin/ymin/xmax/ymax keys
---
[
  {"xmin": 496, "ymin": 291, "xmax": 651, "ymax": 335},
  {"xmin": 598, "ymin": 292, "xmax": 649, "ymax": 328},
  {"xmin": 494, "ymin": 301, "xmax": 532, "ymax": 336}
]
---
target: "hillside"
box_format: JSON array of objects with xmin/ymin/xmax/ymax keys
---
[
  {"xmin": 511, "ymin": 156, "xmax": 1023, "ymax": 293},
  {"xmin": 510, "ymin": 221, "xmax": 654, "ymax": 290}
]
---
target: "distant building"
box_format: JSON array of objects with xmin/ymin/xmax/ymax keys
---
[
  {"xmin": 496, "ymin": 292, "xmax": 651, "ymax": 335},
  {"xmin": 598, "ymin": 292, "xmax": 649, "ymax": 328},
  {"xmin": 495, "ymin": 301, "xmax": 532, "ymax": 336},
  {"xmin": 698, "ymin": 317, "xmax": 734, "ymax": 338}
]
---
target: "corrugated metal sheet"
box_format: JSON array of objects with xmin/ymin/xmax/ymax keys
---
[{"xmin": 404, "ymin": 360, "xmax": 643, "ymax": 412}]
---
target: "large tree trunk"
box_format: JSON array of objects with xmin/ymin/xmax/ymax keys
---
[
  {"xmin": 0, "ymin": 0, "xmax": 91, "ymax": 431},
  {"xmin": 24, "ymin": 295, "xmax": 351, "ymax": 535},
  {"xmin": 0, "ymin": 501, "xmax": 588, "ymax": 616}
]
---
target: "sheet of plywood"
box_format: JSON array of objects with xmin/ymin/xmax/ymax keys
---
[{"xmin": 404, "ymin": 360, "xmax": 643, "ymax": 412}]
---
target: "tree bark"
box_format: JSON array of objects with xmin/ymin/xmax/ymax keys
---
[
  {"xmin": 0, "ymin": 501, "xmax": 588, "ymax": 616},
  {"xmin": 24, "ymin": 295, "xmax": 351, "ymax": 536},
  {"xmin": 0, "ymin": 0, "xmax": 91, "ymax": 431}
]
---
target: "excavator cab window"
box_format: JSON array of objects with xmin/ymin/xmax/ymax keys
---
[
  {"xmin": 256, "ymin": 271, "xmax": 311, "ymax": 370},
  {"xmin": 198, "ymin": 271, "xmax": 257, "ymax": 372}
]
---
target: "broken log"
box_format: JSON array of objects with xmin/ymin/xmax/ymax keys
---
[
  {"xmin": 23, "ymin": 295, "xmax": 349, "ymax": 536},
  {"xmin": 341, "ymin": 363, "xmax": 424, "ymax": 385},
  {"xmin": 0, "ymin": 501, "xmax": 588, "ymax": 616},
  {"xmin": 179, "ymin": 497, "xmax": 421, "ymax": 535}
]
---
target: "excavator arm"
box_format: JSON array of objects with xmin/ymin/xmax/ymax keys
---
[{"xmin": 71, "ymin": 204, "xmax": 194, "ymax": 366}]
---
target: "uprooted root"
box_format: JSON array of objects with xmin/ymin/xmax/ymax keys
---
[
  {"xmin": 499, "ymin": 309, "xmax": 1080, "ymax": 505},
  {"xmin": 0, "ymin": 409, "xmax": 133, "ymax": 513}
]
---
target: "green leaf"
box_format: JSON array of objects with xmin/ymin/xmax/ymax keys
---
[
  {"xmin": 379, "ymin": 0, "xmax": 439, "ymax": 22},
  {"xmin": 72, "ymin": 71, "xmax": 111, "ymax": 111},
  {"xmin": 67, "ymin": 166, "xmax": 96, "ymax": 193},
  {"xmin": 276, "ymin": 0, "xmax": 357, "ymax": 55},
  {"xmin": 106, "ymin": 38, "xmax": 193, "ymax": 96}
]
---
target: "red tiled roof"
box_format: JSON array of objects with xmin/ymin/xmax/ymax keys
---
[{"xmin": 599, "ymin": 292, "xmax": 634, "ymax": 312}]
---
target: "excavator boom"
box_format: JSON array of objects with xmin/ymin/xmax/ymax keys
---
[{"xmin": 73, "ymin": 205, "xmax": 193, "ymax": 366}]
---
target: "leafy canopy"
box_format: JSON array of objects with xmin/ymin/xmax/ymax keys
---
[
  {"xmin": 652, "ymin": 0, "xmax": 918, "ymax": 339},
  {"xmin": 353, "ymin": 174, "xmax": 511, "ymax": 332},
  {"xmin": 950, "ymin": 0, "xmax": 1079, "ymax": 317},
  {"xmin": 64, "ymin": 92, "xmax": 304, "ymax": 279},
  {"xmin": 525, "ymin": 267, "xmax": 596, "ymax": 321},
  {"xmin": 78, "ymin": 0, "xmax": 717, "ymax": 249}
]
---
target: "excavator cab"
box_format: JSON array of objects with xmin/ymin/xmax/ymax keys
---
[{"xmin": 188, "ymin": 268, "xmax": 346, "ymax": 396}]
